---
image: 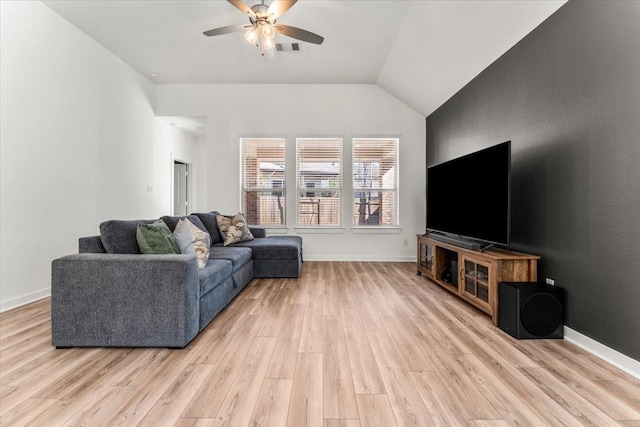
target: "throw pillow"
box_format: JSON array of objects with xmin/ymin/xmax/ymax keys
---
[
  {"xmin": 136, "ymin": 220, "xmax": 180, "ymax": 254},
  {"xmin": 100, "ymin": 219, "xmax": 156, "ymax": 254},
  {"xmin": 193, "ymin": 211, "xmax": 223, "ymax": 245},
  {"xmin": 174, "ymin": 218, "xmax": 211, "ymax": 269},
  {"xmin": 216, "ymin": 212, "xmax": 254, "ymax": 246},
  {"xmin": 160, "ymin": 214, "xmax": 208, "ymax": 234}
]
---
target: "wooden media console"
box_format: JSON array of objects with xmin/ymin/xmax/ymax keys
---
[{"xmin": 416, "ymin": 234, "xmax": 540, "ymax": 326}]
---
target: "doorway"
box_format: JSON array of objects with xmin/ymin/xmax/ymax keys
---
[{"xmin": 173, "ymin": 160, "xmax": 190, "ymax": 216}]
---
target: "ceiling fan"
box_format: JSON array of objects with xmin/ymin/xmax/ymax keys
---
[{"xmin": 203, "ymin": 0, "xmax": 324, "ymax": 56}]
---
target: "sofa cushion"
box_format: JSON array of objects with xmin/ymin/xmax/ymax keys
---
[
  {"xmin": 208, "ymin": 246, "xmax": 253, "ymax": 272},
  {"xmin": 174, "ymin": 218, "xmax": 211, "ymax": 269},
  {"xmin": 100, "ymin": 219, "xmax": 156, "ymax": 254},
  {"xmin": 192, "ymin": 211, "xmax": 223, "ymax": 245},
  {"xmin": 233, "ymin": 236, "xmax": 302, "ymax": 259},
  {"xmin": 198, "ymin": 259, "xmax": 233, "ymax": 296},
  {"xmin": 160, "ymin": 214, "xmax": 208, "ymax": 233},
  {"xmin": 216, "ymin": 213, "xmax": 254, "ymax": 246},
  {"xmin": 136, "ymin": 220, "xmax": 180, "ymax": 254}
]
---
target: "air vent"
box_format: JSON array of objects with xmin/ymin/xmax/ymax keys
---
[{"xmin": 275, "ymin": 43, "xmax": 301, "ymax": 52}]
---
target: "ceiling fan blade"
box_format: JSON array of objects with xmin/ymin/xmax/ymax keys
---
[
  {"xmin": 227, "ymin": 0, "xmax": 256, "ymax": 18},
  {"xmin": 275, "ymin": 24, "xmax": 324, "ymax": 45},
  {"xmin": 267, "ymin": 0, "xmax": 297, "ymax": 20},
  {"xmin": 203, "ymin": 24, "xmax": 249, "ymax": 37}
]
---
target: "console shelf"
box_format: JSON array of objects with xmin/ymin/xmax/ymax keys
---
[{"xmin": 416, "ymin": 234, "xmax": 539, "ymax": 325}]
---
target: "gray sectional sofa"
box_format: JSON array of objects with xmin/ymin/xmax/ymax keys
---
[{"xmin": 51, "ymin": 211, "xmax": 302, "ymax": 349}]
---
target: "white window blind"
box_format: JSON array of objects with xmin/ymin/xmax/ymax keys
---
[
  {"xmin": 240, "ymin": 138, "xmax": 286, "ymax": 226},
  {"xmin": 296, "ymin": 138, "xmax": 343, "ymax": 226},
  {"xmin": 352, "ymin": 138, "xmax": 399, "ymax": 226}
]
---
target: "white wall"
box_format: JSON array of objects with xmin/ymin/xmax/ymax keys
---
[
  {"xmin": 156, "ymin": 125, "xmax": 208, "ymax": 215},
  {"xmin": 156, "ymin": 84, "xmax": 426, "ymax": 261},
  {"xmin": 0, "ymin": 1, "xmax": 202, "ymax": 311}
]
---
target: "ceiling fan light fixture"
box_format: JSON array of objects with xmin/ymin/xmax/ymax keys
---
[
  {"xmin": 262, "ymin": 36, "xmax": 276, "ymax": 51},
  {"xmin": 262, "ymin": 24, "xmax": 276, "ymax": 40},
  {"xmin": 244, "ymin": 27, "xmax": 259, "ymax": 44}
]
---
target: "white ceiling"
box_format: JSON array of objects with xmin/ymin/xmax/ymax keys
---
[{"xmin": 42, "ymin": 0, "xmax": 566, "ymax": 117}]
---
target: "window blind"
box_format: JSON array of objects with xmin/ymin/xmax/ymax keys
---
[
  {"xmin": 296, "ymin": 138, "xmax": 343, "ymax": 226},
  {"xmin": 240, "ymin": 138, "xmax": 286, "ymax": 226},
  {"xmin": 352, "ymin": 138, "xmax": 399, "ymax": 226}
]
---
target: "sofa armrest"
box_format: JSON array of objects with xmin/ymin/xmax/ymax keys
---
[
  {"xmin": 250, "ymin": 227, "xmax": 266, "ymax": 238},
  {"xmin": 51, "ymin": 253, "xmax": 200, "ymax": 348},
  {"xmin": 79, "ymin": 235, "xmax": 106, "ymax": 253}
]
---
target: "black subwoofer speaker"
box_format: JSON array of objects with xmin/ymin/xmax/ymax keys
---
[{"xmin": 498, "ymin": 282, "xmax": 564, "ymax": 339}]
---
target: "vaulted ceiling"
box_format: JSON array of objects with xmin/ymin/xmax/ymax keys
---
[{"xmin": 42, "ymin": 0, "xmax": 566, "ymax": 116}]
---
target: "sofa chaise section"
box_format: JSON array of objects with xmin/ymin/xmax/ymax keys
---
[{"xmin": 233, "ymin": 235, "xmax": 303, "ymax": 278}]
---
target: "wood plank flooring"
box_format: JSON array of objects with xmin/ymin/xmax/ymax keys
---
[{"xmin": 1, "ymin": 261, "xmax": 639, "ymax": 426}]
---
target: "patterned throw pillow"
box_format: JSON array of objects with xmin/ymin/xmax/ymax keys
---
[
  {"xmin": 136, "ymin": 220, "xmax": 180, "ymax": 254},
  {"xmin": 173, "ymin": 218, "xmax": 211, "ymax": 269},
  {"xmin": 216, "ymin": 213, "xmax": 255, "ymax": 246}
]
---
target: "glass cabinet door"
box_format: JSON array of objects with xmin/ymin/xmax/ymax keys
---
[
  {"xmin": 461, "ymin": 257, "xmax": 491, "ymax": 308},
  {"xmin": 418, "ymin": 238, "xmax": 434, "ymax": 277}
]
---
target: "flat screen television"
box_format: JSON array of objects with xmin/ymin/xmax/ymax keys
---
[{"xmin": 426, "ymin": 141, "xmax": 511, "ymax": 248}]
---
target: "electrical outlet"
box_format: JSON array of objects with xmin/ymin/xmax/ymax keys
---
[
  {"xmin": 403, "ymin": 238, "xmax": 408, "ymax": 246},
  {"xmin": 545, "ymin": 278, "xmax": 555, "ymax": 286}
]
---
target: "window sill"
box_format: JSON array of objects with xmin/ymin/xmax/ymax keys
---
[
  {"xmin": 350, "ymin": 226, "xmax": 402, "ymax": 234},
  {"xmin": 294, "ymin": 227, "xmax": 345, "ymax": 234}
]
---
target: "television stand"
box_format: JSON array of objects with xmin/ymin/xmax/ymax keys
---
[{"xmin": 416, "ymin": 234, "xmax": 539, "ymax": 325}]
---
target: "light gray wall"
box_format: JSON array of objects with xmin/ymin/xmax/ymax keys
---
[
  {"xmin": 156, "ymin": 83, "xmax": 426, "ymax": 261},
  {"xmin": 426, "ymin": 1, "xmax": 640, "ymax": 360},
  {"xmin": 0, "ymin": 1, "xmax": 204, "ymax": 310}
]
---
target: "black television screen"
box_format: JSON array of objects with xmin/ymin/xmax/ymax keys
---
[{"xmin": 427, "ymin": 141, "xmax": 511, "ymax": 246}]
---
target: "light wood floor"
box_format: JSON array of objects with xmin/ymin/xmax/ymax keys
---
[{"xmin": 1, "ymin": 262, "xmax": 640, "ymax": 426}]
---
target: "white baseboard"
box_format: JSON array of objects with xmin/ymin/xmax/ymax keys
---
[
  {"xmin": 304, "ymin": 255, "xmax": 416, "ymax": 262},
  {"xmin": 0, "ymin": 289, "xmax": 50, "ymax": 313},
  {"xmin": 564, "ymin": 326, "xmax": 640, "ymax": 380}
]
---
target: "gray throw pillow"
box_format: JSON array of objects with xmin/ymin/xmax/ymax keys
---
[
  {"xmin": 160, "ymin": 214, "xmax": 208, "ymax": 233},
  {"xmin": 100, "ymin": 219, "xmax": 156, "ymax": 254},
  {"xmin": 216, "ymin": 212, "xmax": 254, "ymax": 246},
  {"xmin": 193, "ymin": 211, "xmax": 223, "ymax": 245},
  {"xmin": 136, "ymin": 220, "xmax": 180, "ymax": 254}
]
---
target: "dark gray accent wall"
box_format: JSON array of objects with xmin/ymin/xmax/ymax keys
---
[{"xmin": 426, "ymin": 1, "xmax": 640, "ymax": 360}]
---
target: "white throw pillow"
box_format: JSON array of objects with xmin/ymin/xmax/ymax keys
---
[{"xmin": 173, "ymin": 218, "xmax": 211, "ymax": 269}]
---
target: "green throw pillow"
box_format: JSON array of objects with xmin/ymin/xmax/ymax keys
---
[{"xmin": 136, "ymin": 220, "xmax": 180, "ymax": 254}]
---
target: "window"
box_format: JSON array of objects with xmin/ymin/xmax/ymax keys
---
[
  {"xmin": 240, "ymin": 138, "xmax": 286, "ymax": 226},
  {"xmin": 296, "ymin": 138, "xmax": 343, "ymax": 226},
  {"xmin": 352, "ymin": 138, "xmax": 399, "ymax": 226}
]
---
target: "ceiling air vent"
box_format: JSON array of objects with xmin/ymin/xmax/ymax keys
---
[{"xmin": 275, "ymin": 43, "xmax": 301, "ymax": 52}]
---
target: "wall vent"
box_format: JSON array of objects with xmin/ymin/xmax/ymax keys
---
[{"xmin": 275, "ymin": 43, "xmax": 301, "ymax": 52}]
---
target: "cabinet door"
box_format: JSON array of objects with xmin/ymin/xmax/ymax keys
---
[
  {"xmin": 460, "ymin": 256, "xmax": 492, "ymax": 312},
  {"xmin": 418, "ymin": 238, "xmax": 435, "ymax": 277}
]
